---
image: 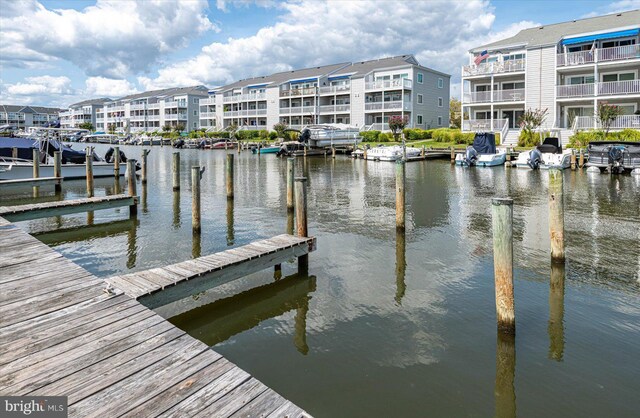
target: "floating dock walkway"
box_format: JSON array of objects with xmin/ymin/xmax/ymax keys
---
[{"xmin": 0, "ymin": 217, "xmax": 311, "ymax": 417}]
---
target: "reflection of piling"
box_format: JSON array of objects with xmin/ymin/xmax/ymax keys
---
[
  {"xmin": 226, "ymin": 154, "xmax": 234, "ymax": 199},
  {"xmin": 141, "ymin": 183, "xmax": 148, "ymax": 213},
  {"xmin": 191, "ymin": 166, "xmax": 201, "ymax": 233},
  {"xmin": 141, "ymin": 149, "xmax": 149, "ymax": 183},
  {"xmin": 226, "ymin": 198, "xmax": 234, "ymax": 246},
  {"xmin": 579, "ymin": 149, "xmax": 584, "ymax": 169},
  {"xmin": 85, "ymin": 148, "xmax": 94, "ymax": 198},
  {"xmin": 126, "ymin": 219, "xmax": 137, "ymax": 269},
  {"xmin": 450, "ymin": 146, "xmax": 455, "ymax": 164},
  {"xmin": 396, "ymin": 160, "xmax": 406, "ymax": 230},
  {"xmin": 113, "ymin": 146, "xmax": 120, "ymax": 177},
  {"xmin": 332, "ymin": 147, "xmax": 336, "ymax": 159},
  {"xmin": 295, "ymin": 177, "xmax": 308, "ymax": 273},
  {"xmin": 192, "ymin": 231, "xmax": 201, "ymax": 259},
  {"xmin": 286, "ymin": 158, "xmax": 295, "ymax": 211},
  {"xmin": 294, "ymin": 296, "xmax": 310, "ymax": 355},
  {"xmin": 127, "ymin": 160, "xmax": 137, "ymax": 216},
  {"xmin": 548, "ymin": 169, "xmax": 565, "ymax": 263},
  {"xmin": 570, "ymin": 149, "xmax": 576, "ymax": 170},
  {"xmin": 395, "ymin": 229, "xmax": 406, "ymax": 305},
  {"xmin": 172, "ymin": 190, "xmax": 180, "ymax": 229},
  {"xmin": 491, "ymin": 198, "xmax": 515, "ymax": 333},
  {"xmin": 172, "ymin": 152, "xmax": 180, "ymax": 190},
  {"xmin": 53, "ymin": 151, "xmax": 62, "ymax": 193},
  {"xmin": 495, "ymin": 332, "xmax": 516, "ymax": 418},
  {"xmin": 548, "ymin": 263, "xmax": 565, "ymax": 361},
  {"xmin": 421, "ymin": 145, "xmax": 425, "ymax": 158}
]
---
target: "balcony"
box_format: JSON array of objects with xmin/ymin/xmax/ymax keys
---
[
  {"xmin": 556, "ymin": 80, "xmax": 640, "ymax": 98},
  {"xmin": 364, "ymin": 101, "xmax": 412, "ymax": 111},
  {"xmin": 164, "ymin": 101, "xmax": 187, "ymax": 108},
  {"xmin": 200, "ymin": 98, "xmax": 216, "ymax": 105},
  {"xmin": 148, "ymin": 103, "xmax": 160, "ymax": 109},
  {"xmin": 573, "ymin": 115, "xmax": 640, "ymax": 130},
  {"xmin": 200, "ymin": 112, "xmax": 216, "ymax": 118},
  {"xmin": 319, "ymin": 104, "xmax": 351, "ymax": 113},
  {"xmin": 106, "ymin": 106, "xmax": 124, "ymax": 112},
  {"xmin": 280, "ymin": 87, "xmax": 317, "ymax": 97},
  {"xmin": 223, "ymin": 93, "xmax": 267, "ymax": 103},
  {"xmin": 365, "ymin": 79, "xmax": 413, "ymax": 91},
  {"xmin": 557, "ymin": 44, "xmax": 640, "ymax": 67},
  {"xmin": 279, "ymin": 106, "xmax": 316, "ymax": 115},
  {"xmin": 464, "ymin": 89, "xmax": 525, "ymax": 103},
  {"xmin": 462, "ymin": 118, "xmax": 508, "ymax": 131},
  {"xmin": 148, "ymin": 115, "xmax": 160, "ymax": 121},
  {"xmin": 462, "ymin": 59, "xmax": 526, "ymax": 77},
  {"xmin": 319, "ymin": 85, "xmax": 351, "ymax": 95},
  {"xmin": 223, "ymin": 109, "xmax": 267, "ymax": 117},
  {"xmin": 164, "ymin": 113, "xmax": 187, "ymax": 120}
]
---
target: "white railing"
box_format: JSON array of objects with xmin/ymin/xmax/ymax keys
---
[
  {"xmin": 129, "ymin": 104, "xmax": 146, "ymax": 110},
  {"xmin": 364, "ymin": 101, "xmax": 412, "ymax": 111},
  {"xmin": 223, "ymin": 93, "xmax": 267, "ymax": 103},
  {"xmin": 557, "ymin": 44, "xmax": 640, "ymax": 67},
  {"xmin": 280, "ymin": 87, "xmax": 317, "ymax": 97},
  {"xmin": 368, "ymin": 123, "xmax": 390, "ymax": 131},
  {"xmin": 493, "ymin": 88, "xmax": 525, "ymax": 102},
  {"xmin": 106, "ymin": 105, "xmax": 125, "ymax": 112},
  {"xmin": 280, "ymin": 106, "xmax": 316, "ymax": 114},
  {"xmin": 462, "ymin": 118, "xmax": 508, "ymax": 132},
  {"xmin": 200, "ymin": 98, "xmax": 216, "ymax": 105},
  {"xmin": 574, "ymin": 115, "xmax": 640, "ymax": 130},
  {"xmin": 164, "ymin": 101, "xmax": 187, "ymax": 108},
  {"xmin": 462, "ymin": 91, "xmax": 492, "ymax": 103},
  {"xmin": 365, "ymin": 79, "xmax": 413, "ymax": 90},
  {"xmin": 148, "ymin": 103, "xmax": 160, "ymax": 109},
  {"xmin": 462, "ymin": 59, "xmax": 526, "ymax": 77},
  {"xmin": 164, "ymin": 113, "xmax": 187, "ymax": 120},
  {"xmin": 557, "ymin": 83, "xmax": 595, "ymax": 98},
  {"xmin": 223, "ymin": 109, "xmax": 268, "ymax": 117},
  {"xmin": 148, "ymin": 115, "xmax": 160, "ymax": 121},
  {"xmin": 319, "ymin": 85, "xmax": 351, "ymax": 95},
  {"xmin": 200, "ymin": 112, "xmax": 216, "ymax": 118},
  {"xmin": 319, "ymin": 104, "xmax": 351, "ymax": 113},
  {"xmin": 598, "ymin": 79, "xmax": 640, "ymax": 96},
  {"xmin": 238, "ymin": 125, "xmax": 267, "ymax": 131}
]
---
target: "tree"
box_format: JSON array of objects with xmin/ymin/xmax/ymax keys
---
[
  {"xmin": 597, "ymin": 102, "xmax": 624, "ymax": 138},
  {"xmin": 273, "ymin": 122, "xmax": 288, "ymax": 139},
  {"xmin": 388, "ymin": 115, "xmax": 408, "ymax": 141},
  {"xmin": 517, "ymin": 108, "xmax": 548, "ymax": 147},
  {"xmin": 175, "ymin": 123, "xmax": 185, "ymax": 133},
  {"xmin": 449, "ymin": 98, "xmax": 466, "ymax": 129},
  {"xmin": 78, "ymin": 122, "xmax": 94, "ymax": 131},
  {"xmin": 107, "ymin": 123, "xmax": 116, "ymax": 135},
  {"xmin": 162, "ymin": 124, "xmax": 172, "ymax": 133}
]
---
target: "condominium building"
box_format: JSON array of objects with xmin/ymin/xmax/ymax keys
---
[
  {"xmin": 60, "ymin": 98, "xmax": 111, "ymax": 129},
  {"xmin": 461, "ymin": 10, "xmax": 640, "ymax": 145},
  {"xmin": 0, "ymin": 104, "xmax": 61, "ymax": 129},
  {"xmin": 93, "ymin": 86, "xmax": 209, "ymax": 133},
  {"xmin": 200, "ymin": 55, "xmax": 450, "ymax": 132}
]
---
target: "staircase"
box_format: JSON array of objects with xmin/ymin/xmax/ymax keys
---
[
  {"xmin": 557, "ymin": 129, "xmax": 573, "ymax": 147},
  {"xmin": 502, "ymin": 129, "xmax": 520, "ymax": 147}
]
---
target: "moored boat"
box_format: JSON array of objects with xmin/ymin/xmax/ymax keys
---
[
  {"xmin": 514, "ymin": 137, "xmax": 572, "ymax": 170},
  {"xmin": 252, "ymin": 145, "xmax": 280, "ymax": 154},
  {"xmin": 455, "ymin": 132, "xmax": 506, "ymax": 167},
  {"xmin": 585, "ymin": 141, "xmax": 640, "ymax": 174},
  {"xmin": 365, "ymin": 145, "xmax": 422, "ymax": 162},
  {"xmin": 299, "ymin": 124, "xmax": 362, "ymax": 148}
]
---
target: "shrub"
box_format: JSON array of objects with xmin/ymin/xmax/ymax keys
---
[
  {"xmin": 432, "ymin": 128, "xmax": 453, "ymax": 142},
  {"xmin": 377, "ymin": 132, "xmax": 391, "ymax": 142},
  {"xmin": 287, "ymin": 131, "xmax": 299, "ymax": 141},
  {"xmin": 258, "ymin": 130, "xmax": 269, "ymax": 140},
  {"xmin": 360, "ymin": 131, "xmax": 380, "ymax": 142},
  {"xmin": 269, "ymin": 131, "xmax": 278, "ymax": 140},
  {"xmin": 617, "ymin": 128, "xmax": 640, "ymax": 141},
  {"xmin": 568, "ymin": 129, "xmax": 640, "ymax": 148},
  {"xmin": 388, "ymin": 116, "xmax": 408, "ymax": 141},
  {"xmin": 518, "ymin": 130, "xmax": 550, "ymax": 148},
  {"xmin": 273, "ymin": 122, "xmax": 288, "ymax": 138},
  {"xmin": 403, "ymin": 128, "xmax": 432, "ymax": 141}
]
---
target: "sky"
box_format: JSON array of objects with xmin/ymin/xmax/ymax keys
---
[{"xmin": 1, "ymin": 0, "xmax": 638, "ymax": 108}]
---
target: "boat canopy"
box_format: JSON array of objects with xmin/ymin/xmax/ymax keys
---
[
  {"xmin": 561, "ymin": 28, "xmax": 639, "ymax": 45},
  {"xmin": 472, "ymin": 132, "xmax": 496, "ymax": 154}
]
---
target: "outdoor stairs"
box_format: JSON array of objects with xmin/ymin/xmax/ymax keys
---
[
  {"xmin": 502, "ymin": 129, "xmax": 520, "ymax": 147},
  {"xmin": 557, "ymin": 129, "xmax": 573, "ymax": 147}
]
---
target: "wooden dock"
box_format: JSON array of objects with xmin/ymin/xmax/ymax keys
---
[
  {"xmin": 106, "ymin": 234, "xmax": 316, "ymax": 308},
  {"xmin": 0, "ymin": 194, "xmax": 137, "ymax": 222},
  {"xmin": 0, "ymin": 176, "xmax": 63, "ymax": 189},
  {"xmin": 0, "ymin": 218, "xmax": 311, "ymax": 417}
]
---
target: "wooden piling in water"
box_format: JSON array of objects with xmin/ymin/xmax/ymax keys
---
[
  {"xmin": 237, "ymin": 141, "xmax": 241, "ymax": 153},
  {"xmin": 172, "ymin": 152, "xmax": 180, "ymax": 190},
  {"xmin": 450, "ymin": 146, "xmax": 455, "ymax": 164},
  {"xmin": 495, "ymin": 332, "xmax": 516, "ymax": 418},
  {"xmin": 579, "ymin": 148, "xmax": 584, "ymax": 168},
  {"xmin": 332, "ymin": 147, "xmax": 336, "ymax": 159},
  {"xmin": 570, "ymin": 149, "xmax": 576, "ymax": 170},
  {"xmin": 287, "ymin": 158, "xmax": 295, "ymax": 211},
  {"xmin": 192, "ymin": 166, "xmax": 201, "ymax": 233},
  {"xmin": 295, "ymin": 177, "xmax": 308, "ymax": 272},
  {"xmin": 491, "ymin": 197, "xmax": 515, "ymax": 334},
  {"xmin": 86, "ymin": 148, "xmax": 94, "ymax": 198},
  {"xmin": 396, "ymin": 160, "xmax": 405, "ymax": 230},
  {"xmin": 53, "ymin": 151, "xmax": 62, "ymax": 193},
  {"xmin": 12, "ymin": 147, "xmax": 18, "ymax": 159},
  {"xmin": 32, "ymin": 149, "xmax": 40, "ymax": 178},
  {"xmin": 421, "ymin": 145, "xmax": 425, "ymax": 158},
  {"xmin": 113, "ymin": 146, "xmax": 120, "ymax": 177},
  {"xmin": 141, "ymin": 149, "xmax": 149, "ymax": 183},
  {"xmin": 548, "ymin": 168, "xmax": 565, "ymax": 263},
  {"xmin": 127, "ymin": 160, "xmax": 137, "ymax": 216},
  {"xmin": 363, "ymin": 147, "xmax": 368, "ymax": 160},
  {"xmin": 226, "ymin": 154, "xmax": 234, "ymax": 199}
]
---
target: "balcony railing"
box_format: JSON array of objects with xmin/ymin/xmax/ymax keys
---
[
  {"xmin": 319, "ymin": 104, "xmax": 351, "ymax": 113},
  {"xmin": 200, "ymin": 112, "xmax": 216, "ymax": 118},
  {"xmin": 223, "ymin": 109, "xmax": 268, "ymax": 117},
  {"xmin": 574, "ymin": 115, "xmax": 640, "ymax": 130},
  {"xmin": 164, "ymin": 113, "xmax": 187, "ymax": 120},
  {"xmin": 279, "ymin": 106, "xmax": 316, "ymax": 115},
  {"xmin": 365, "ymin": 79, "xmax": 413, "ymax": 90},
  {"xmin": 223, "ymin": 93, "xmax": 267, "ymax": 103},
  {"xmin": 463, "ymin": 91, "xmax": 492, "ymax": 103},
  {"xmin": 364, "ymin": 101, "xmax": 412, "ymax": 111},
  {"xmin": 148, "ymin": 103, "xmax": 160, "ymax": 109},
  {"xmin": 164, "ymin": 101, "xmax": 187, "ymax": 108},
  {"xmin": 148, "ymin": 115, "xmax": 160, "ymax": 121},
  {"xmin": 280, "ymin": 87, "xmax": 317, "ymax": 97},
  {"xmin": 200, "ymin": 98, "xmax": 216, "ymax": 105},
  {"xmin": 319, "ymin": 85, "xmax": 351, "ymax": 95},
  {"xmin": 557, "ymin": 44, "xmax": 640, "ymax": 67},
  {"xmin": 462, "ymin": 59, "xmax": 526, "ymax": 77},
  {"xmin": 493, "ymin": 88, "xmax": 525, "ymax": 102},
  {"xmin": 557, "ymin": 80, "xmax": 640, "ymax": 98},
  {"xmin": 129, "ymin": 104, "xmax": 146, "ymax": 110},
  {"xmin": 462, "ymin": 118, "xmax": 508, "ymax": 131}
]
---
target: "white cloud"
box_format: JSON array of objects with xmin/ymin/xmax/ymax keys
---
[
  {"xmin": 84, "ymin": 77, "xmax": 137, "ymax": 97},
  {"xmin": 138, "ymin": 0, "xmax": 536, "ymax": 98},
  {"xmin": 0, "ymin": 0, "xmax": 217, "ymax": 78},
  {"xmin": 581, "ymin": 0, "xmax": 640, "ymax": 18},
  {"xmin": 6, "ymin": 76, "xmax": 73, "ymax": 96}
]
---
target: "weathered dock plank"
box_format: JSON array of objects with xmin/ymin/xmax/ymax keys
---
[
  {"xmin": 0, "ymin": 217, "xmax": 312, "ymax": 417},
  {"xmin": 0, "ymin": 194, "xmax": 137, "ymax": 222}
]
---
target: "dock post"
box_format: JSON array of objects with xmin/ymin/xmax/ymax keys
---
[
  {"xmin": 237, "ymin": 141, "xmax": 241, "ymax": 153},
  {"xmin": 491, "ymin": 197, "xmax": 515, "ymax": 334},
  {"xmin": 127, "ymin": 159, "xmax": 137, "ymax": 216},
  {"xmin": 363, "ymin": 147, "xmax": 368, "ymax": 160},
  {"xmin": 53, "ymin": 151, "xmax": 62, "ymax": 193},
  {"xmin": 421, "ymin": 145, "xmax": 425, "ymax": 159},
  {"xmin": 113, "ymin": 146, "xmax": 120, "ymax": 177},
  {"xmin": 506, "ymin": 148, "xmax": 511, "ymax": 165},
  {"xmin": 287, "ymin": 158, "xmax": 295, "ymax": 211},
  {"xmin": 578, "ymin": 148, "xmax": 584, "ymax": 168},
  {"xmin": 141, "ymin": 149, "xmax": 149, "ymax": 184},
  {"xmin": 86, "ymin": 148, "xmax": 94, "ymax": 198},
  {"xmin": 295, "ymin": 177, "xmax": 308, "ymax": 273},
  {"xmin": 32, "ymin": 149, "xmax": 40, "ymax": 178},
  {"xmin": 548, "ymin": 169, "xmax": 565, "ymax": 263},
  {"xmin": 226, "ymin": 154, "xmax": 234, "ymax": 199},
  {"xmin": 172, "ymin": 152, "xmax": 180, "ymax": 190},
  {"xmin": 12, "ymin": 147, "xmax": 18, "ymax": 159},
  {"xmin": 395, "ymin": 160, "xmax": 405, "ymax": 230},
  {"xmin": 303, "ymin": 147, "xmax": 307, "ymax": 157},
  {"xmin": 450, "ymin": 147, "xmax": 455, "ymax": 164},
  {"xmin": 191, "ymin": 166, "xmax": 201, "ymax": 233},
  {"xmin": 570, "ymin": 149, "xmax": 576, "ymax": 170},
  {"xmin": 332, "ymin": 147, "xmax": 336, "ymax": 159}
]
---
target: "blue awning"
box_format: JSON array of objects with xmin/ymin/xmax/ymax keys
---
[
  {"xmin": 247, "ymin": 83, "xmax": 269, "ymax": 88},
  {"xmin": 328, "ymin": 75, "xmax": 352, "ymax": 81},
  {"xmin": 562, "ymin": 28, "xmax": 639, "ymax": 45},
  {"xmin": 289, "ymin": 77, "xmax": 318, "ymax": 84}
]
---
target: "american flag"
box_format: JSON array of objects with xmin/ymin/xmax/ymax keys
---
[{"xmin": 474, "ymin": 50, "xmax": 489, "ymax": 65}]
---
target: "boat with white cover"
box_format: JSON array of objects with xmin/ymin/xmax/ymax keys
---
[
  {"xmin": 365, "ymin": 145, "xmax": 422, "ymax": 162},
  {"xmin": 514, "ymin": 137, "xmax": 572, "ymax": 170},
  {"xmin": 455, "ymin": 132, "xmax": 506, "ymax": 167}
]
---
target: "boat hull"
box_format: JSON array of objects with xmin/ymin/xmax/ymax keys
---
[
  {"xmin": 514, "ymin": 150, "xmax": 572, "ymax": 170},
  {"xmin": 0, "ymin": 162, "xmax": 121, "ymax": 180},
  {"xmin": 455, "ymin": 151, "xmax": 507, "ymax": 167},
  {"xmin": 365, "ymin": 146, "xmax": 421, "ymax": 162},
  {"xmin": 252, "ymin": 146, "xmax": 280, "ymax": 154},
  {"xmin": 585, "ymin": 141, "xmax": 640, "ymax": 173}
]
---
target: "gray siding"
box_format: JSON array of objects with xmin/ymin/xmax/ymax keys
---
[{"xmin": 413, "ymin": 68, "xmax": 450, "ymax": 128}]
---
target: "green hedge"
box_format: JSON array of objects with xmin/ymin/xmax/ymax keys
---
[
  {"xmin": 568, "ymin": 129, "xmax": 640, "ymax": 148},
  {"xmin": 361, "ymin": 131, "xmax": 381, "ymax": 142},
  {"xmin": 518, "ymin": 130, "xmax": 550, "ymax": 148},
  {"xmin": 403, "ymin": 128, "xmax": 434, "ymax": 141},
  {"xmin": 431, "ymin": 128, "xmax": 475, "ymax": 145}
]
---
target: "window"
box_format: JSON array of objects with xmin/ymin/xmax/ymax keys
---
[
  {"xmin": 502, "ymin": 82, "xmax": 525, "ymax": 90},
  {"xmin": 438, "ymin": 116, "xmax": 443, "ymax": 126},
  {"xmin": 438, "ymin": 97, "xmax": 443, "ymax": 107},
  {"xmin": 193, "ymin": 110, "xmax": 197, "ymax": 116},
  {"xmin": 193, "ymin": 122, "xmax": 197, "ymax": 128},
  {"xmin": 602, "ymin": 72, "xmax": 635, "ymax": 82},
  {"xmin": 503, "ymin": 53, "xmax": 525, "ymax": 61},
  {"xmin": 417, "ymin": 94, "xmax": 423, "ymax": 104},
  {"xmin": 438, "ymin": 78, "xmax": 444, "ymax": 88},
  {"xmin": 417, "ymin": 73, "xmax": 423, "ymax": 84},
  {"xmin": 193, "ymin": 98, "xmax": 198, "ymax": 104},
  {"xmin": 568, "ymin": 75, "xmax": 595, "ymax": 85},
  {"xmin": 417, "ymin": 115, "xmax": 423, "ymax": 125}
]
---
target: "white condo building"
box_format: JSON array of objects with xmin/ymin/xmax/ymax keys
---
[
  {"xmin": 60, "ymin": 98, "xmax": 111, "ymax": 129},
  {"xmin": 0, "ymin": 105, "xmax": 60, "ymax": 129},
  {"xmin": 199, "ymin": 55, "xmax": 450, "ymax": 132},
  {"xmin": 461, "ymin": 10, "xmax": 640, "ymax": 145}
]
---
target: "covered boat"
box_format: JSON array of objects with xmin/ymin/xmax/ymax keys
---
[
  {"xmin": 514, "ymin": 137, "xmax": 572, "ymax": 170},
  {"xmin": 299, "ymin": 124, "xmax": 362, "ymax": 148},
  {"xmin": 586, "ymin": 141, "xmax": 640, "ymax": 174},
  {"xmin": 365, "ymin": 145, "xmax": 422, "ymax": 162},
  {"xmin": 455, "ymin": 132, "xmax": 506, "ymax": 167}
]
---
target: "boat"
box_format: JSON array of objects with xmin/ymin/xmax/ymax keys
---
[
  {"xmin": 299, "ymin": 124, "xmax": 362, "ymax": 148},
  {"xmin": 455, "ymin": 132, "xmax": 506, "ymax": 167},
  {"xmin": 82, "ymin": 133, "xmax": 120, "ymax": 144},
  {"xmin": 211, "ymin": 140, "xmax": 237, "ymax": 149},
  {"xmin": 514, "ymin": 137, "xmax": 572, "ymax": 170},
  {"xmin": 251, "ymin": 145, "xmax": 280, "ymax": 154},
  {"xmin": 275, "ymin": 142, "xmax": 308, "ymax": 157},
  {"xmin": 365, "ymin": 145, "xmax": 422, "ymax": 162},
  {"xmin": 585, "ymin": 141, "xmax": 640, "ymax": 174}
]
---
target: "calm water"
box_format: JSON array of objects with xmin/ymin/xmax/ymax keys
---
[{"xmin": 3, "ymin": 144, "xmax": 640, "ymax": 417}]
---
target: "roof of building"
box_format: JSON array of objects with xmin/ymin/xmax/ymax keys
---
[
  {"xmin": 0, "ymin": 104, "xmax": 62, "ymax": 114},
  {"xmin": 341, "ymin": 55, "xmax": 450, "ymax": 78},
  {"xmin": 69, "ymin": 98, "xmax": 112, "ymax": 108},
  {"xmin": 112, "ymin": 85, "xmax": 209, "ymax": 102},
  {"xmin": 472, "ymin": 9, "xmax": 640, "ymax": 52}
]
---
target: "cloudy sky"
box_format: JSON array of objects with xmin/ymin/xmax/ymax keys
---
[{"xmin": 1, "ymin": 0, "xmax": 638, "ymax": 108}]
